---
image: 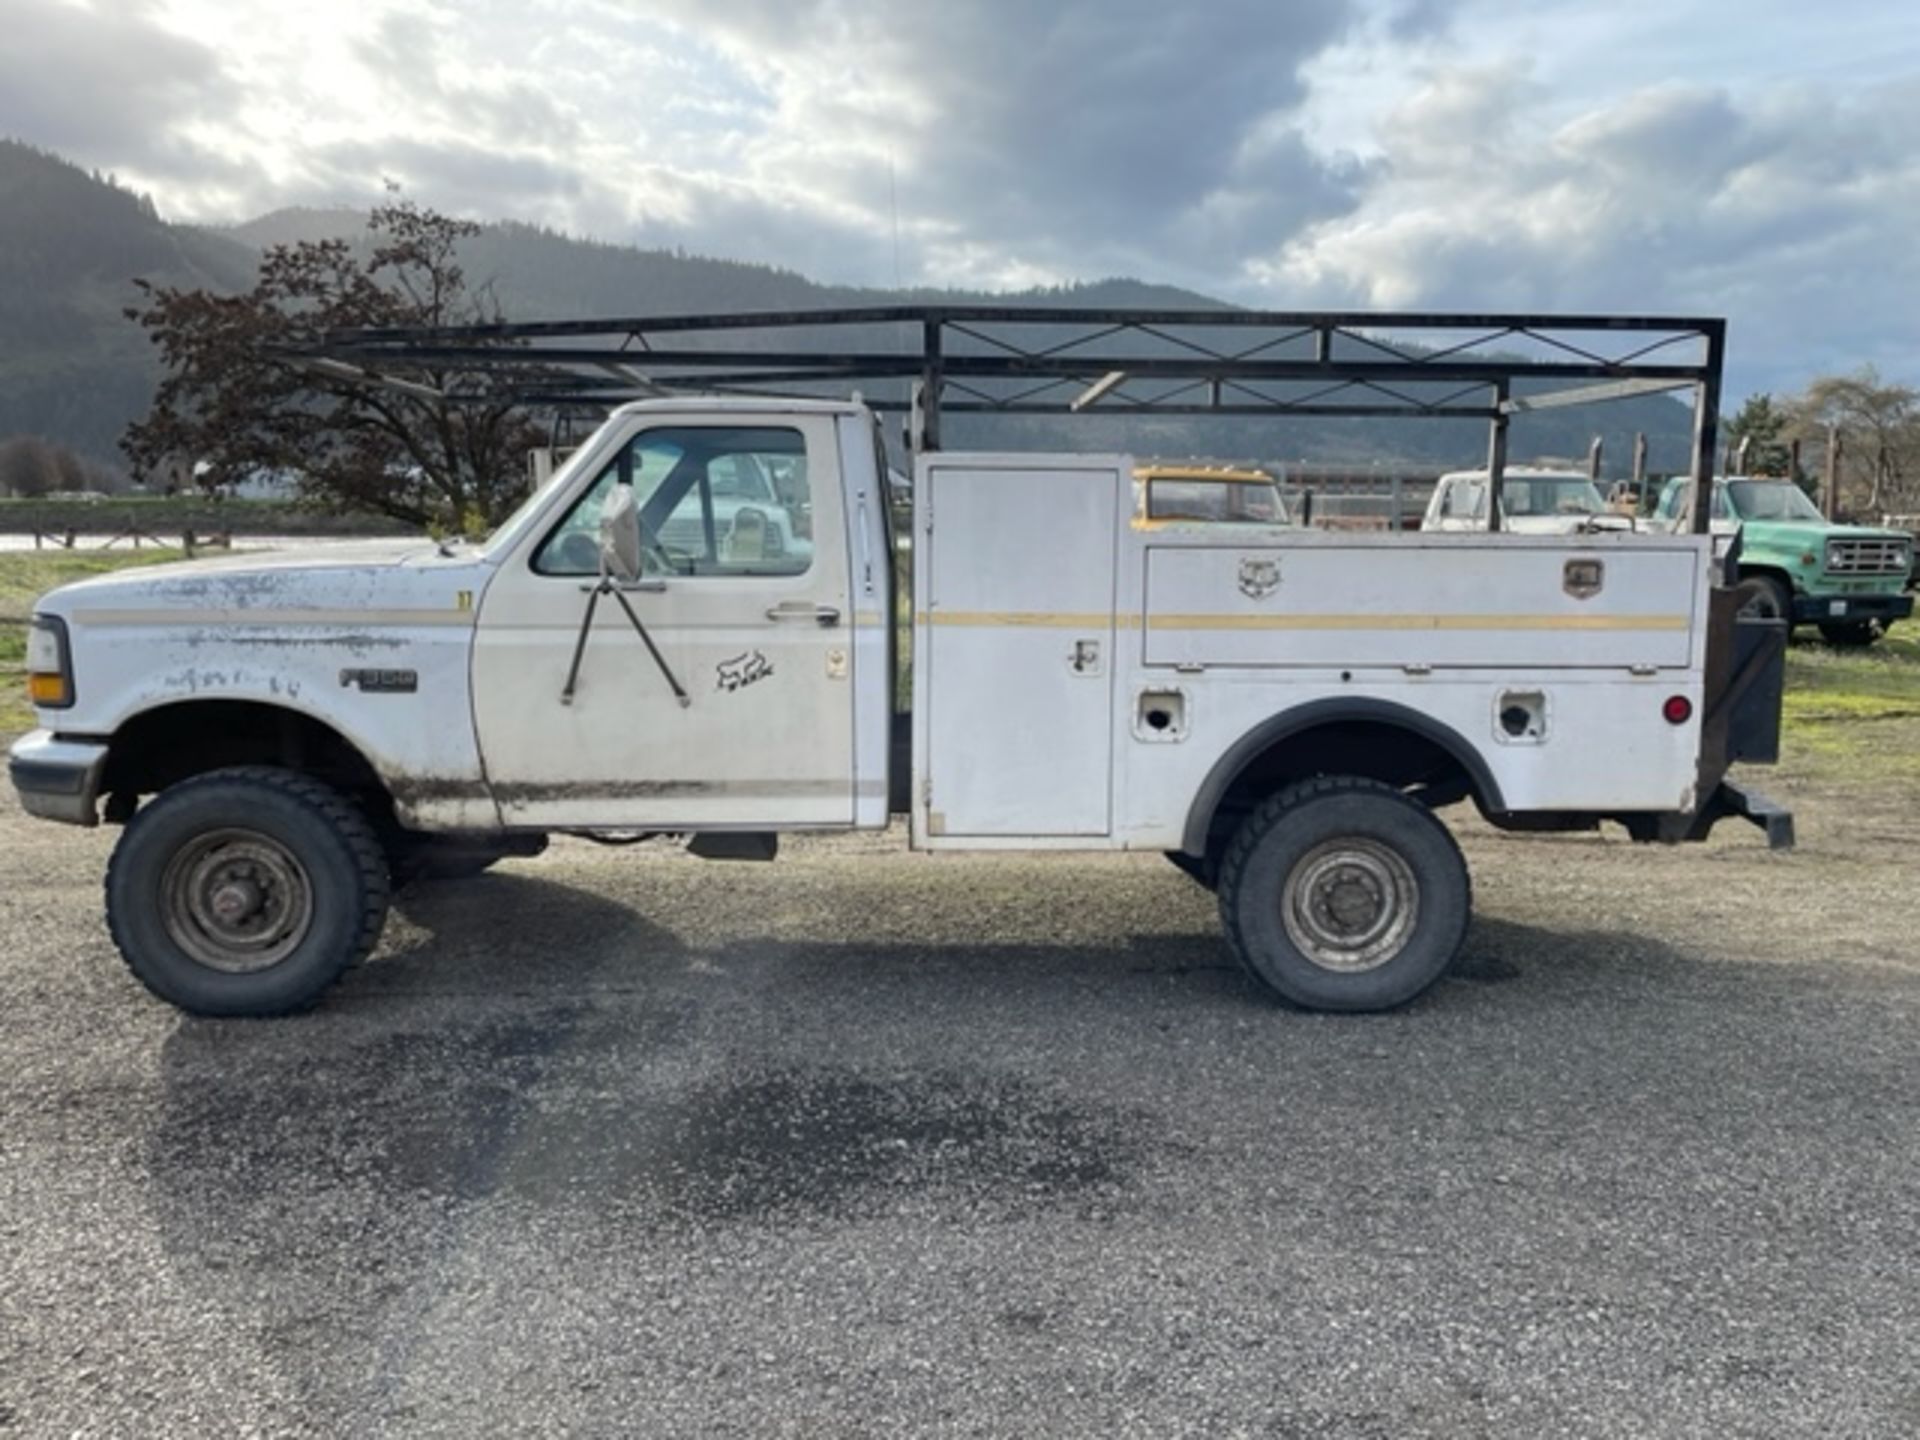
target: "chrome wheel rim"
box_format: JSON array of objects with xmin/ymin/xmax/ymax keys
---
[
  {"xmin": 160, "ymin": 828, "xmax": 315, "ymax": 973},
  {"xmin": 1281, "ymin": 837, "xmax": 1420, "ymax": 973}
]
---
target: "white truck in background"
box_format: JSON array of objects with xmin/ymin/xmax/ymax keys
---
[
  {"xmin": 11, "ymin": 395, "xmax": 1791, "ymax": 1017},
  {"xmin": 1421, "ymin": 466, "xmax": 1627, "ymax": 534}
]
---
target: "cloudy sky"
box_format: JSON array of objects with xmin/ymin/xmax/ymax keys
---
[{"xmin": 4, "ymin": 0, "xmax": 1917, "ymax": 399}]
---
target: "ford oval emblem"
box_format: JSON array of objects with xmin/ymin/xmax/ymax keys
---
[{"xmin": 1238, "ymin": 556, "xmax": 1281, "ymax": 600}]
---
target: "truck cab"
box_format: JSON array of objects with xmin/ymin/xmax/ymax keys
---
[
  {"xmin": 1652, "ymin": 475, "xmax": 1914, "ymax": 644},
  {"xmin": 11, "ymin": 397, "xmax": 1791, "ymax": 1019},
  {"xmin": 1421, "ymin": 467, "xmax": 1624, "ymax": 535},
  {"xmin": 1133, "ymin": 464, "xmax": 1290, "ymax": 528}
]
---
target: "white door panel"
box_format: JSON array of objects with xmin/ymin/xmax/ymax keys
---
[
  {"xmin": 472, "ymin": 416, "xmax": 855, "ymax": 829},
  {"xmin": 922, "ymin": 459, "xmax": 1119, "ymax": 837}
]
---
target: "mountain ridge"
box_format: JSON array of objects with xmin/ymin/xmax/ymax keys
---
[{"xmin": 1, "ymin": 143, "xmax": 1694, "ymax": 475}]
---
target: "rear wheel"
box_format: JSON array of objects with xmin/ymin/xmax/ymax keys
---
[
  {"xmin": 1217, "ymin": 776, "xmax": 1470, "ymax": 1012},
  {"xmin": 1817, "ymin": 620, "xmax": 1880, "ymax": 647},
  {"xmin": 105, "ymin": 767, "xmax": 390, "ymax": 1016}
]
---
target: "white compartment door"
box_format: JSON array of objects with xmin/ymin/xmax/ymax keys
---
[{"xmin": 923, "ymin": 459, "xmax": 1119, "ymax": 837}]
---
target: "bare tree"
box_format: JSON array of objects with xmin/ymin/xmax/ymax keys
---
[
  {"xmin": 1781, "ymin": 368, "xmax": 1920, "ymax": 517},
  {"xmin": 123, "ymin": 197, "xmax": 547, "ymax": 529}
]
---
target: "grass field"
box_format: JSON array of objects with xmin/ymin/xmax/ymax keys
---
[
  {"xmin": 1778, "ymin": 624, "xmax": 1920, "ymax": 786},
  {"xmin": 0, "ymin": 549, "xmax": 183, "ymax": 734}
]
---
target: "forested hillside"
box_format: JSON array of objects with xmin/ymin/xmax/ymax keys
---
[
  {"xmin": 2, "ymin": 143, "xmax": 1696, "ymax": 477},
  {"xmin": 0, "ymin": 142, "xmax": 254, "ymax": 465}
]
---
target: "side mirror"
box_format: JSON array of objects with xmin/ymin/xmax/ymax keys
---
[{"xmin": 599, "ymin": 483, "xmax": 644, "ymax": 583}]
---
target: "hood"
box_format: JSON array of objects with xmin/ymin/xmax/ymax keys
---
[
  {"xmin": 1820, "ymin": 521, "xmax": 1916, "ymax": 542},
  {"xmin": 33, "ymin": 538, "xmax": 483, "ymax": 620},
  {"xmin": 1737, "ymin": 518, "xmax": 1914, "ymax": 542},
  {"xmin": 1496, "ymin": 514, "xmax": 1615, "ymax": 535}
]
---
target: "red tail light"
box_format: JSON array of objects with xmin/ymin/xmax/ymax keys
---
[{"xmin": 1663, "ymin": 695, "xmax": 1693, "ymax": 725}]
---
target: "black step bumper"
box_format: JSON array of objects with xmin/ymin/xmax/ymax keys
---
[
  {"xmin": 1791, "ymin": 592, "xmax": 1913, "ymax": 626},
  {"xmin": 1637, "ymin": 780, "xmax": 1795, "ymax": 850}
]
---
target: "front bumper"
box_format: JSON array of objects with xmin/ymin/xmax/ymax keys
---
[
  {"xmin": 7, "ymin": 729, "xmax": 108, "ymax": 826},
  {"xmin": 1791, "ymin": 591, "xmax": 1914, "ymax": 625}
]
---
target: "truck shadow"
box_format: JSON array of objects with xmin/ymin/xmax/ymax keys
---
[
  {"xmin": 144, "ymin": 871, "xmax": 1752, "ymax": 1230},
  {"xmin": 139, "ymin": 869, "xmax": 1829, "ymax": 1421},
  {"xmin": 364, "ymin": 866, "xmax": 1713, "ymax": 1009}
]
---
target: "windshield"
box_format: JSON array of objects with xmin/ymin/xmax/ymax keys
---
[
  {"xmin": 1447, "ymin": 476, "xmax": 1605, "ymax": 519},
  {"xmin": 1498, "ymin": 477, "xmax": 1605, "ymax": 517},
  {"xmin": 1658, "ymin": 480, "xmax": 1729, "ymax": 521},
  {"xmin": 478, "ymin": 440, "xmax": 604, "ymax": 557},
  {"xmin": 1728, "ymin": 480, "xmax": 1823, "ymax": 523},
  {"xmin": 1148, "ymin": 479, "xmax": 1287, "ymax": 523}
]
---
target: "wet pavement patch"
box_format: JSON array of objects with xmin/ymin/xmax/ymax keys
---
[
  {"xmin": 150, "ymin": 1006, "xmax": 1150, "ymax": 1238},
  {"xmin": 515, "ymin": 1066, "xmax": 1148, "ymax": 1228}
]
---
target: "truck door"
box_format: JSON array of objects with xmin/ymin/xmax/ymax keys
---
[
  {"xmin": 471, "ymin": 417, "xmax": 857, "ymax": 830},
  {"xmin": 917, "ymin": 456, "xmax": 1121, "ymax": 839}
]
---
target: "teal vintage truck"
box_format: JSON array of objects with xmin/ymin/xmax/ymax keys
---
[{"xmin": 1653, "ymin": 476, "xmax": 1915, "ymax": 645}]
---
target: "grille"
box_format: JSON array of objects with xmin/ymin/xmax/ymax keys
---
[{"xmin": 1826, "ymin": 538, "xmax": 1912, "ymax": 575}]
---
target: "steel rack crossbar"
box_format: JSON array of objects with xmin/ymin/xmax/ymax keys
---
[{"xmin": 294, "ymin": 306, "xmax": 1726, "ymax": 534}]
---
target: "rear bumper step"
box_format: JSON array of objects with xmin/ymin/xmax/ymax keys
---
[
  {"xmin": 1623, "ymin": 780, "xmax": 1795, "ymax": 849},
  {"xmin": 1716, "ymin": 780, "xmax": 1796, "ymax": 850}
]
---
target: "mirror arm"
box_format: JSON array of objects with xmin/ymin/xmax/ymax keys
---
[
  {"xmin": 606, "ymin": 584, "xmax": 691, "ymax": 707},
  {"xmin": 560, "ymin": 577, "xmax": 692, "ymax": 709}
]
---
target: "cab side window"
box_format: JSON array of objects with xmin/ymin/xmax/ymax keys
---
[
  {"xmin": 1443, "ymin": 480, "xmax": 1485, "ymax": 519},
  {"xmin": 535, "ymin": 426, "xmax": 813, "ymax": 577}
]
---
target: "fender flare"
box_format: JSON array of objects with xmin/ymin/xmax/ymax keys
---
[{"xmin": 1180, "ymin": 697, "xmax": 1506, "ymax": 855}]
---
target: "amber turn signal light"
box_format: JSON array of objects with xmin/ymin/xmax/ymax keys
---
[{"xmin": 27, "ymin": 671, "xmax": 71, "ymax": 707}]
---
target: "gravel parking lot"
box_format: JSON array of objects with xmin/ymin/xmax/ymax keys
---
[{"xmin": 2, "ymin": 755, "xmax": 1918, "ymax": 1437}]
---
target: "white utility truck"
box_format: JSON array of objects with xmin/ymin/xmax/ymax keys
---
[{"xmin": 11, "ymin": 392, "xmax": 1790, "ymax": 1017}]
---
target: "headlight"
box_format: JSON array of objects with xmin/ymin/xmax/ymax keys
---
[{"xmin": 25, "ymin": 615, "xmax": 73, "ymax": 709}]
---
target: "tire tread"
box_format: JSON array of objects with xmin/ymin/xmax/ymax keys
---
[
  {"xmin": 105, "ymin": 766, "xmax": 390, "ymax": 1015},
  {"xmin": 1216, "ymin": 775, "xmax": 1471, "ymax": 1010}
]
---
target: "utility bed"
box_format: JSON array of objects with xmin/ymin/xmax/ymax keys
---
[{"xmin": 912, "ymin": 453, "xmax": 1735, "ymax": 852}]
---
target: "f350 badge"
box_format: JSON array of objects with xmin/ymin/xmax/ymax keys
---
[{"xmin": 1237, "ymin": 556, "xmax": 1281, "ymax": 600}]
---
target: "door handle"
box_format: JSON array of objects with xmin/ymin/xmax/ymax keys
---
[{"xmin": 765, "ymin": 602, "xmax": 841, "ymax": 627}]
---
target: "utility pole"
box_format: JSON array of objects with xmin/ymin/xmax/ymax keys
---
[{"xmin": 1821, "ymin": 425, "xmax": 1843, "ymax": 519}]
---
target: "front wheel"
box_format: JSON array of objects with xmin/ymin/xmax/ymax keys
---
[
  {"xmin": 1734, "ymin": 574, "xmax": 1793, "ymax": 625},
  {"xmin": 105, "ymin": 767, "xmax": 391, "ymax": 1016},
  {"xmin": 1217, "ymin": 776, "xmax": 1470, "ymax": 1011}
]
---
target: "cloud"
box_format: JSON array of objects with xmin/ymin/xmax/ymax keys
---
[
  {"xmin": 4, "ymin": 0, "xmax": 1917, "ymax": 401},
  {"xmin": 0, "ymin": 0, "xmax": 238, "ymax": 169},
  {"xmin": 1262, "ymin": 66, "xmax": 1920, "ymax": 395},
  {"xmin": 628, "ymin": 0, "xmax": 1371, "ymax": 285}
]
